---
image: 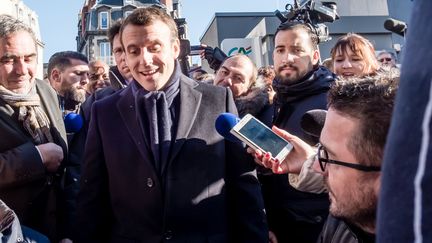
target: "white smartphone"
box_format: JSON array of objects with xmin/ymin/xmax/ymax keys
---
[{"xmin": 231, "ymin": 114, "xmax": 293, "ymax": 162}]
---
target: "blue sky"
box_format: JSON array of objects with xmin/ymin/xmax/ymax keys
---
[{"xmin": 23, "ymin": 0, "xmax": 289, "ymax": 63}]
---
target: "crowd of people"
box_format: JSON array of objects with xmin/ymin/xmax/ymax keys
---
[{"xmin": 0, "ymin": 4, "xmax": 406, "ymax": 243}]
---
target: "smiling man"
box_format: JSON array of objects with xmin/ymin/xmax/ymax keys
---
[
  {"xmin": 258, "ymin": 21, "xmax": 336, "ymax": 243},
  {"xmin": 0, "ymin": 15, "xmax": 67, "ymax": 241},
  {"xmin": 75, "ymin": 7, "xmax": 267, "ymax": 243}
]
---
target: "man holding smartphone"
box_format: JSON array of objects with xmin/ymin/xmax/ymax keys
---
[
  {"xmin": 256, "ymin": 21, "xmax": 336, "ymax": 243},
  {"xmin": 254, "ymin": 73, "xmax": 398, "ymax": 242}
]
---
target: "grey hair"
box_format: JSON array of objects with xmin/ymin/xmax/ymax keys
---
[
  {"xmin": 377, "ymin": 50, "xmax": 397, "ymax": 62},
  {"xmin": 0, "ymin": 14, "xmax": 37, "ymax": 45}
]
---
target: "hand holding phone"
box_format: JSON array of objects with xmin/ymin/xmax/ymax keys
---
[{"xmin": 231, "ymin": 114, "xmax": 293, "ymax": 162}]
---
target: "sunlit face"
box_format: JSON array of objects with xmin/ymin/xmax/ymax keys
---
[
  {"xmin": 88, "ymin": 61, "xmax": 110, "ymax": 94},
  {"xmin": 113, "ymin": 34, "xmax": 132, "ymax": 81},
  {"xmin": 333, "ymin": 47, "xmax": 366, "ymax": 78},
  {"xmin": 53, "ymin": 58, "xmax": 89, "ymax": 103},
  {"xmin": 273, "ymin": 28, "xmax": 319, "ymax": 84},
  {"xmin": 316, "ymin": 108, "xmax": 379, "ymax": 226},
  {"xmin": 122, "ymin": 20, "xmax": 180, "ymax": 91},
  {"xmin": 0, "ymin": 31, "xmax": 37, "ymax": 94},
  {"xmin": 377, "ymin": 53, "xmax": 396, "ymax": 67},
  {"xmin": 214, "ymin": 56, "xmax": 254, "ymax": 98}
]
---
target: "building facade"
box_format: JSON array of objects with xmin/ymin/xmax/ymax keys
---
[
  {"xmin": 77, "ymin": 0, "xmax": 179, "ymax": 66},
  {"xmin": 199, "ymin": 0, "xmax": 413, "ymax": 70},
  {"xmin": 0, "ymin": 0, "xmax": 44, "ymax": 79}
]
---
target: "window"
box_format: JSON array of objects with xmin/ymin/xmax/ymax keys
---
[
  {"xmin": 125, "ymin": 11, "xmax": 133, "ymax": 17},
  {"xmin": 99, "ymin": 42, "xmax": 111, "ymax": 65},
  {"xmin": 99, "ymin": 12, "xmax": 109, "ymax": 29}
]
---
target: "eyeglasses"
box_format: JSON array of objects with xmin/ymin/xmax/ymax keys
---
[
  {"xmin": 378, "ymin": 57, "xmax": 393, "ymax": 62},
  {"xmin": 317, "ymin": 144, "xmax": 381, "ymax": 172}
]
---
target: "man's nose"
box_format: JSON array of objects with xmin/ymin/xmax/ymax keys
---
[
  {"xmin": 285, "ymin": 52, "xmax": 295, "ymax": 63},
  {"xmin": 225, "ymin": 76, "xmax": 233, "ymax": 86},
  {"xmin": 80, "ymin": 74, "xmax": 89, "ymax": 85},
  {"xmin": 140, "ymin": 50, "xmax": 153, "ymax": 65},
  {"xmin": 13, "ymin": 59, "xmax": 28, "ymax": 76}
]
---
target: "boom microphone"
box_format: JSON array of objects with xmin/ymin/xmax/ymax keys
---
[
  {"xmin": 384, "ymin": 18, "xmax": 407, "ymax": 37},
  {"xmin": 215, "ymin": 113, "xmax": 240, "ymax": 142},
  {"xmin": 300, "ymin": 109, "xmax": 327, "ymax": 139}
]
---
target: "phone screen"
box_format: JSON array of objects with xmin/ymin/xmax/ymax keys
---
[{"xmin": 238, "ymin": 118, "xmax": 289, "ymax": 156}]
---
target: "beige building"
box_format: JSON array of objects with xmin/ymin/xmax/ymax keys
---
[{"xmin": 0, "ymin": 0, "xmax": 44, "ymax": 79}]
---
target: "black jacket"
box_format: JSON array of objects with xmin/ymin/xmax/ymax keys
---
[
  {"xmin": 318, "ymin": 215, "xmax": 375, "ymax": 243},
  {"xmin": 75, "ymin": 71, "xmax": 268, "ymax": 242},
  {"xmin": 260, "ymin": 66, "xmax": 335, "ymax": 243}
]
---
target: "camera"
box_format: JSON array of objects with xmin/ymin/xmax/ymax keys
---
[{"xmin": 275, "ymin": 0, "xmax": 339, "ymax": 43}]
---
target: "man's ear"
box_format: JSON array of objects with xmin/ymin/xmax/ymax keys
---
[
  {"xmin": 50, "ymin": 68, "xmax": 61, "ymax": 84},
  {"xmin": 312, "ymin": 49, "xmax": 321, "ymax": 66},
  {"xmin": 172, "ymin": 38, "xmax": 180, "ymax": 59}
]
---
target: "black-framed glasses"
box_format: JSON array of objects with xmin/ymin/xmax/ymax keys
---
[{"xmin": 317, "ymin": 145, "xmax": 381, "ymax": 172}]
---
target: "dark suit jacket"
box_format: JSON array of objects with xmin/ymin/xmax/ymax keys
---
[
  {"xmin": 76, "ymin": 75, "xmax": 267, "ymax": 243},
  {"xmin": 0, "ymin": 79, "xmax": 67, "ymax": 240}
]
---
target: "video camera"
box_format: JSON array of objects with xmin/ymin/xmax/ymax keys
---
[{"xmin": 275, "ymin": 0, "xmax": 339, "ymax": 43}]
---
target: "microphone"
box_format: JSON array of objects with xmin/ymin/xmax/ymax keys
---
[
  {"xmin": 64, "ymin": 112, "xmax": 83, "ymax": 133},
  {"xmin": 215, "ymin": 113, "xmax": 240, "ymax": 142},
  {"xmin": 300, "ymin": 109, "xmax": 327, "ymax": 139},
  {"xmin": 384, "ymin": 18, "xmax": 407, "ymax": 37}
]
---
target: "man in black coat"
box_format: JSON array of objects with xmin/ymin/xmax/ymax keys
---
[
  {"xmin": 0, "ymin": 15, "xmax": 68, "ymax": 242},
  {"xmin": 75, "ymin": 7, "xmax": 267, "ymax": 243},
  {"xmin": 257, "ymin": 21, "xmax": 336, "ymax": 243}
]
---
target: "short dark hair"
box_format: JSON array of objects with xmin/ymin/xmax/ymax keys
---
[
  {"xmin": 47, "ymin": 51, "xmax": 88, "ymax": 79},
  {"xmin": 274, "ymin": 21, "xmax": 318, "ymax": 50},
  {"xmin": 327, "ymin": 71, "xmax": 399, "ymax": 167},
  {"xmin": 120, "ymin": 7, "xmax": 178, "ymax": 45},
  {"xmin": 108, "ymin": 19, "xmax": 123, "ymax": 47}
]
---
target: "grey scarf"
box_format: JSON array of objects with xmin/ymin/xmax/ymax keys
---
[{"xmin": 0, "ymin": 84, "xmax": 53, "ymax": 144}]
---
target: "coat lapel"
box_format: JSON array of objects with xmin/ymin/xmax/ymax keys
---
[
  {"xmin": 117, "ymin": 86, "xmax": 154, "ymax": 165},
  {"xmin": 163, "ymin": 77, "xmax": 202, "ymax": 175},
  {"xmin": 36, "ymin": 80, "xmax": 68, "ymax": 148}
]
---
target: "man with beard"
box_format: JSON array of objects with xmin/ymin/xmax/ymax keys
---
[
  {"xmin": 47, "ymin": 51, "xmax": 90, "ymax": 242},
  {"xmin": 255, "ymin": 74, "xmax": 397, "ymax": 242},
  {"xmin": 47, "ymin": 51, "xmax": 89, "ymax": 115},
  {"xmin": 256, "ymin": 21, "xmax": 336, "ymax": 243}
]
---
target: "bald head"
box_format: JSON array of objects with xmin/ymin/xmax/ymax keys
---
[{"xmin": 213, "ymin": 54, "xmax": 257, "ymax": 98}]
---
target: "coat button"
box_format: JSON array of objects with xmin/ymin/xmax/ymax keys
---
[
  {"xmin": 147, "ymin": 178, "xmax": 154, "ymax": 188},
  {"xmin": 164, "ymin": 230, "xmax": 173, "ymax": 240}
]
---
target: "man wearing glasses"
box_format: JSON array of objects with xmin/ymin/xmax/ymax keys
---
[
  {"xmin": 376, "ymin": 50, "xmax": 398, "ymax": 68},
  {"xmin": 253, "ymin": 73, "xmax": 399, "ymax": 242}
]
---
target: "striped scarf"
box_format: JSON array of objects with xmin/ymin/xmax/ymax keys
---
[{"xmin": 0, "ymin": 84, "xmax": 53, "ymax": 144}]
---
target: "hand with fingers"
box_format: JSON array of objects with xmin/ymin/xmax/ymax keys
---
[
  {"xmin": 247, "ymin": 126, "xmax": 316, "ymax": 175},
  {"xmin": 36, "ymin": 142, "xmax": 64, "ymax": 173}
]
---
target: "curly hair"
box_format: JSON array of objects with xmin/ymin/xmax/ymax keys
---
[{"xmin": 327, "ymin": 71, "xmax": 399, "ymax": 167}]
